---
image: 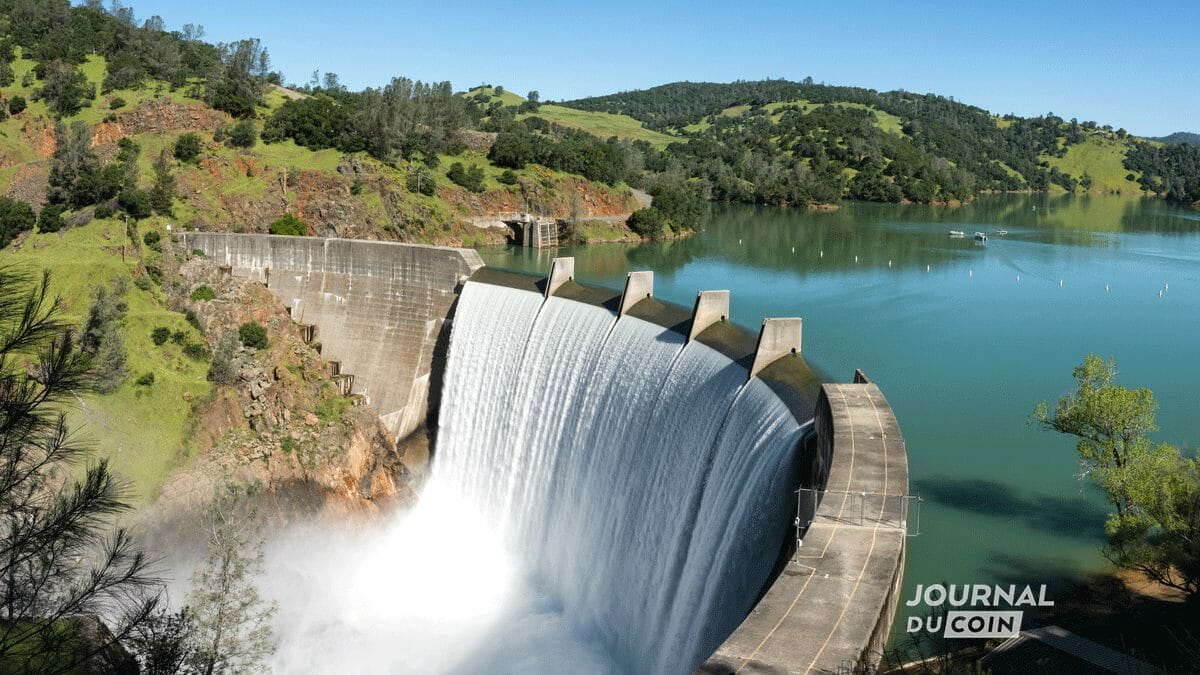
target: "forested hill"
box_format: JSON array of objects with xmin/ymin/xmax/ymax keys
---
[
  {"xmin": 558, "ymin": 80, "xmax": 1200, "ymax": 206},
  {"xmin": 1148, "ymin": 132, "xmax": 1200, "ymax": 146}
]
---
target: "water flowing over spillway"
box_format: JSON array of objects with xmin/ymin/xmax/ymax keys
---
[{"xmin": 434, "ymin": 281, "xmax": 808, "ymax": 673}]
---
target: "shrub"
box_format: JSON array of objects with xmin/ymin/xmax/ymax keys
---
[
  {"xmin": 184, "ymin": 309, "xmax": 202, "ymax": 332},
  {"xmin": 134, "ymin": 276, "xmax": 152, "ymax": 291},
  {"xmin": 406, "ymin": 167, "xmax": 435, "ymax": 196},
  {"xmin": 143, "ymin": 230, "xmax": 162, "ymax": 249},
  {"xmin": 151, "ymin": 327, "xmax": 171, "ymax": 345},
  {"xmin": 238, "ymin": 321, "xmax": 268, "ymax": 350},
  {"xmin": 38, "ymin": 205, "xmax": 66, "ymax": 233},
  {"xmin": 135, "ymin": 372, "xmax": 155, "ymax": 386},
  {"xmin": 118, "ymin": 190, "xmax": 153, "ymax": 220},
  {"xmin": 173, "ymin": 132, "xmax": 203, "ymax": 163},
  {"xmin": 446, "ymin": 162, "xmax": 486, "ymax": 193},
  {"xmin": 191, "ymin": 248, "xmax": 206, "ymax": 257},
  {"xmin": 626, "ymin": 206, "xmax": 669, "ymax": 240},
  {"xmin": 208, "ymin": 332, "xmax": 239, "ymax": 385},
  {"xmin": 8, "ymin": 95, "xmax": 25, "ymax": 115},
  {"xmin": 94, "ymin": 203, "xmax": 116, "ymax": 219},
  {"xmin": 183, "ymin": 342, "xmax": 210, "ymax": 361},
  {"xmin": 280, "ymin": 436, "xmax": 299, "ymax": 454},
  {"xmin": 268, "ymin": 214, "xmax": 306, "ymax": 236},
  {"xmin": 145, "ymin": 264, "xmax": 163, "ymax": 285},
  {"xmin": 0, "ymin": 196, "xmax": 36, "ymax": 248},
  {"xmin": 109, "ymin": 97, "xmax": 126, "ymax": 110},
  {"xmin": 227, "ymin": 119, "xmax": 257, "ymax": 148},
  {"xmin": 190, "ymin": 285, "xmax": 216, "ymax": 301},
  {"xmin": 497, "ymin": 169, "xmax": 519, "ymax": 185},
  {"xmin": 170, "ymin": 330, "xmax": 186, "ymax": 344}
]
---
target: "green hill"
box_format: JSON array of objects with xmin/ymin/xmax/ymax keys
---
[{"xmin": 1147, "ymin": 132, "xmax": 1200, "ymax": 146}]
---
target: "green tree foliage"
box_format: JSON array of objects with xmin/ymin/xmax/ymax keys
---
[
  {"xmin": 130, "ymin": 608, "xmax": 196, "ymax": 675},
  {"xmin": 207, "ymin": 331, "xmax": 239, "ymax": 385},
  {"xmin": 119, "ymin": 189, "xmax": 153, "ymax": 220},
  {"xmin": 0, "ymin": 197, "xmax": 37, "ymax": 248},
  {"xmin": 237, "ymin": 321, "xmax": 268, "ymax": 350},
  {"xmin": 406, "ymin": 166, "xmax": 435, "ymax": 196},
  {"xmin": 206, "ymin": 39, "xmax": 266, "ymax": 118},
  {"xmin": 261, "ymin": 96, "xmax": 361, "ymax": 152},
  {"xmin": 0, "ymin": 266, "xmax": 160, "ymax": 669},
  {"xmin": 227, "ymin": 119, "xmax": 257, "ymax": 148},
  {"xmin": 497, "ymin": 169, "xmax": 519, "ymax": 185},
  {"xmin": 487, "ymin": 119, "xmax": 630, "ymax": 185},
  {"xmin": 1036, "ymin": 355, "xmax": 1200, "ymax": 597},
  {"xmin": 39, "ymin": 59, "xmax": 92, "ymax": 117},
  {"xmin": 47, "ymin": 121, "xmax": 100, "ymax": 208},
  {"xmin": 627, "ymin": 206, "xmax": 669, "ymax": 239},
  {"xmin": 190, "ymin": 285, "xmax": 216, "ymax": 301},
  {"xmin": 38, "ymin": 204, "xmax": 66, "ymax": 233},
  {"xmin": 1125, "ymin": 142, "xmax": 1200, "ymax": 204},
  {"xmin": 149, "ymin": 151, "xmax": 176, "ymax": 215},
  {"xmin": 7, "ymin": 96, "xmax": 26, "ymax": 116},
  {"xmin": 352, "ymin": 78, "xmax": 464, "ymax": 161},
  {"xmin": 174, "ymin": 132, "xmax": 203, "ymax": 164},
  {"xmin": 187, "ymin": 486, "xmax": 277, "ymax": 674},
  {"xmin": 151, "ymin": 326, "xmax": 171, "ymax": 345},
  {"xmin": 81, "ymin": 277, "xmax": 129, "ymax": 392},
  {"xmin": 268, "ymin": 213, "xmax": 306, "ymax": 236},
  {"xmin": 446, "ymin": 161, "xmax": 485, "ymax": 192}
]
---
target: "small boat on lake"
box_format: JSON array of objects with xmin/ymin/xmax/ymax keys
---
[
  {"xmin": 975, "ymin": 232, "xmax": 988, "ymax": 242},
  {"xmin": 949, "ymin": 230, "xmax": 966, "ymax": 237},
  {"xmin": 996, "ymin": 229, "xmax": 1008, "ymax": 235}
]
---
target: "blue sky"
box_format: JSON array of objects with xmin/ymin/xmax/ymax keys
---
[{"xmin": 112, "ymin": 1, "xmax": 1197, "ymax": 136}]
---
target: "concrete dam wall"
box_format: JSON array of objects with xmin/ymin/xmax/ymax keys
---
[
  {"xmin": 180, "ymin": 233, "xmax": 483, "ymax": 442},
  {"xmin": 178, "ymin": 232, "xmax": 908, "ymax": 673}
]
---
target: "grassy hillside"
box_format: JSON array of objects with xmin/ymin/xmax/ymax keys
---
[
  {"xmin": 684, "ymin": 99, "xmax": 903, "ymax": 135},
  {"xmin": 1043, "ymin": 136, "xmax": 1144, "ymax": 194},
  {"xmin": 519, "ymin": 104, "xmax": 679, "ymax": 148},
  {"xmin": 11, "ymin": 220, "xmax": 211, "ymax": 505}
]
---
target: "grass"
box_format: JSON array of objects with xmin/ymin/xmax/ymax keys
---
[
  {"xmin": 1043, "ymin": 136, "xmax": 1145, "ymax": 194},
  {"xmin": 10, "ymin": 219, "xmax": 212, "ymax": 505},
  {"xmin": 684, "ymin": 99, "xmax": 903, "ymax": 135},
  {"xmin": 466, "ymin": 85, "xmax": 527, "ymax": 108},
  {"xmin": 252, "ymin": 139, "xmax": 343, "ymax": 172},
  {"xmin": 519, "ymin": 104, "xmax": 679, "ymax": 149}
]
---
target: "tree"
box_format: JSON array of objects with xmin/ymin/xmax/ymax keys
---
[
  {"xmin": 40, "ymin": 60, "xmax": 92, "ymax": 118},
  {"xmin": 187, "ymin": 486, "xmax": 276, "ymax": 675},
  {"xmin": 627, "ymin": 206, "xmax": 669, "ymax": 239},
  {"xmin": 47, "ymin": 121, "xmax": 101, "ymax": 208},
  {"xmin": 527, "ymin": 90, "xmax": 539, "ymax": 104},
  {"xmin": 8, "ymin": 96, "xmax": 26, "ymax": 116},
  {"xmin": 226, "ymin": 119, "xmax": 257, "ymax": 148},
  {"xmin": 130, "ymin": 608, "xmax": 196, "ymax": 675},
  {"xmin": 0, "ymin": 265, "xmax": 160, "ymax": 671},
  {"xmin": 38, "ymin": 205, "xmax": 66, "ymax": 234},
  {"xmin": 446, "ymin": 162, "xmax": 485, "ymax": 192},
  {"xmin": 174, "ymin": 133, "xmax": 204, "ymax": 163},
  {"xmin": 207, "ymin": 332, "xmax": 240, "ymax": 385},
  {"xmin": 149, "ymin": 151, "xmax": 176, "ymax": 216},
  {"xmin": 119, "ymin": 189, "xmax": 153, "ymax": 220},
  {"xmin": 0, "ymin": 197, "xmax": 37, "ymax": 248},
  {"xmin": 82, "ymin": 278, "xmax": 130, "ymax": 393},
  {"xmin": 1036, "ymin": 355, "xmax": 1200, "ymax": 597},
  {"xmin": 206, "ymin": 39, "xmax": 266, "ymax": 118}
]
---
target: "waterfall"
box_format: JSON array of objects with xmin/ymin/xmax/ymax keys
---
[{"xmin": 433, "ymin": 281, "xmax": 808, "ymax": 673}]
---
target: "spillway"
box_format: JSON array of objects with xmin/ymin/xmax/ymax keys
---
[{"xmin": 436, "ymin": 281, "xmax": 807, "ymax": 673}]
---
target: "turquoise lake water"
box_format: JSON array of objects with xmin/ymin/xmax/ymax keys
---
[{"xmin": 479, "ymin": 193, "xmax": 1200, "ymax": 635}]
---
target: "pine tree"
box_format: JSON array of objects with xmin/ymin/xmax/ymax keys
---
[{"xmin": 187, "ymin": 486, "xmax": 276, "ymax": 675}]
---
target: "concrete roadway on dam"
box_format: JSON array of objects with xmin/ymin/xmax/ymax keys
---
[{"xmin": 701, "ymin": 380, "xmax": 909, "ymax": 674}]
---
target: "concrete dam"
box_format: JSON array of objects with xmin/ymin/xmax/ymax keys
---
[{"xmin": 181, "ymin": 232, "xmax": 910, "ymax": 674}]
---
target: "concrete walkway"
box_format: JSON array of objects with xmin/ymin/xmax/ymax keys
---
[{"xmin": 701, "ymin": 382, "xmax": 909, "ymax": 674}]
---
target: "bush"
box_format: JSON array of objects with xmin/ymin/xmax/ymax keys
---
[
  {"xmin": 38, "ymin": 205, "xmax": 66, "ymax": 234},
  {"xmin": 143, "ymin": 230, "xmax": 162, "ymax": 250},
  {"xmin": 626, "ymin": 206, "xmax": 670, "ymax": 240},
  {"xmin": 280, "ymin": 436, "xmax": 298, "ymax": 454},
  {"xmin": 0, "ymin": 196, "xmax": 37, "ymax": 248},
  {"xmin": 135, "ymin": 372, "xmax": 155, "ymax": 387},
  {"xmin": 144, "ymin": 264, "xmax": 163, "ymax": 285},
  {"xmin": 268, "ymin": 214, "xmax": 306, "ymax": 236},
  {"xmin": 446, "ymin": 162, "xmax": 486, "ymax": 193},
  {"xmin": 497, "ymin": 169, "xmax": 519, "ymax": 185},
  {"xmin": 151, "ymin": 327, "xmax": 171, "ymax": 345},
  {"xmin": 182, "ymin": 342, "xmax": 210, "ymax": 361},
  {"xmin": 406, "ymin": 167, "xmax": 435, "ymax": 196},
  {"xmin": 184, "ymin": 309, "xmax": 202, "ymax": 332},
  {"xmin": 208, "ymin": 332, "xmax": 240, "ymax": 385},
  {"xmin": 238, "ymin": 321, "xmax": 268, "ymax": 350},
  {"xmin": 227, "ymin": 119, "xmax": 257, "ymax": 148},
  {"xmin": 173, "ymin": 132, "xmax": 203, "ymax": 163},
  {"xmin": 8, "ymin": 95, "xmax": 25, "ymax": 116},
  {"xmin": 118, "ymin": 190, "xmax": 152, "ymax": 220},
  {"xmin": 191, "ymin": 248, "xmax": 206, "ymax": 257},
  {"xmin": 109, "ymin": 97, "xmax": 127, "ymax": 110},
  {"xmin": 170, "ymin": 330, "xmax": 186, "ymax": 344},
  {"xmin": 190, "ymin": 285, "xmax": 216, "ymax": 301},
  {"xmin": 94, "ymin": 203, "xmax": 116, "ymax": 219}
]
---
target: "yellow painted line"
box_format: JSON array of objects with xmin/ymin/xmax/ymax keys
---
[
  {"xmin": 804, "ymin": 525, "xmax": 881, "ymax": 673},
  {"xmin": 733, "ymin": 561, "xmax": 818, "ymax": 673}
]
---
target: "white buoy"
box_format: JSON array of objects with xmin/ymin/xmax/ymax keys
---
[
  {"xmin": 854, "ymin": 255, "xmax": 858, "ymax": 263},
  {"xmin": 969, "ymin": 270, "xmax": 973, "ymax": 278},
  {"xmin": 791, "ymin": 246, "xmax": 795, "ymax": 253},
  {"xmin": 1017, "ymin": 274, "xmax": 1021, "ymax": 284},
  {"xmin": 820, "ymin": 250, "xmax": 824, "ymax": 258},
  {"xmin": 738, "ymin": 239, "xmax": 742, "ymax": 245},
  {"xmin": 1059, "ymin": 279, "xmax": 1064, "ymax": 287},
  {"xmin": 1105, "ymin": 284, "xmax": 1109, "ymax": 293},
  {"xmin": 888, "ymin": 260, "xmax": 892, "ymax": 267},
  {"xmin": 1164, "ymin": 283, "xmax": 1169, "ymax": 291},
  {"xmin": 927, "ymin": 264, "xmax": 931, "ymax": 272},
  {"xmin": 1159, "ymin": 290, "xmax": 1164, "ymax": 299}
]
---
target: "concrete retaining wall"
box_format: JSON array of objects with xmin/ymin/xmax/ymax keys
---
[{"xmin": 180, "ymin": 233, "xmax": 483, "ymax": 441}]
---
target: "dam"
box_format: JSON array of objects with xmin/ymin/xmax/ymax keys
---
[{"xmin": 180, "ymin": 232, "xmax": 910, "ymax": 673}]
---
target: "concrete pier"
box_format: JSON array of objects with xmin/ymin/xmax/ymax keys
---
[
  {"xmin": 749, "ymin": 318, "xmax": 803, "ymax": 378},
  {"xmin": 689, "ymin": 290, "xmax": 730, "ymax": 341},
  {"xmin": 545, "ymin": 257, "xmax": 575, "ymax": 299},
  {"xmin": 702, "ymin": 376, "xmax": 909, "ymax": 674},
  {"xmin": 619, "ymin": 271, "xmax": 654, "ymax": 316}
]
